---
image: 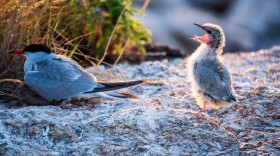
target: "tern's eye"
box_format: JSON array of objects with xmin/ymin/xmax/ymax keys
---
[{"xmin": 206, "ymin": 30, "xmax": 212, "ymax": 34}]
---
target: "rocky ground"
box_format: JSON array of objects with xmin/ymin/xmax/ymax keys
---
[{"xmin": 0, "ymin": 46, "xmax": 279, "ymax": 155}]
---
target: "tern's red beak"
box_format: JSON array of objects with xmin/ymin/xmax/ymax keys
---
[
  {"xmin": 191, "ymin": 23, "xmax": 213, "ymax": 44},
  {"xmin": 9, "ymin": 50, "xmax": 25, "ymax": 55}
]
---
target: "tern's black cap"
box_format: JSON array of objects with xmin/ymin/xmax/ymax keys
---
[{"xmin": 23, "ymin": 44, "xmax": 52, "ymax": 53}]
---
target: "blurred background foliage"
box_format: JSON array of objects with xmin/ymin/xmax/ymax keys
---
[
  {"xmin": 64, "ymin": 0, "xmax": 151, "ymax": 58},
  {"xmin": 0, "ymin": 0, "xmax": 151, "ymax": 79}
]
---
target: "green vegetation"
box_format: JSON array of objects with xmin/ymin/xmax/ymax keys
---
[
  {"xmin": 56, "ymin": 0, "xmax": 151, "ymax": 60},
  {"xmin": 0, "ymin": 0, "xmax": 151, "ymax": 78}
]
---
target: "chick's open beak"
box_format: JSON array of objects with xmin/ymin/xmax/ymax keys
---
[
  {"xmin": 193, "ymin": 23, "xmax": 206, "ymax": 31},
  {"xmin": 191, "ymin": 23, "xmax": 213, "ymax": 43}
]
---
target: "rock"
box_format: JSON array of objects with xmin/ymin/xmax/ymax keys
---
[
  {"xmin": 0, "ymin": 79, "xmax": 49, "ymax": 106},
  {"xmin": 226, "ymin": 0, "xmax": 280, "ymax": 50},
  {"xmin": 133, "ymin": 0, "xmax": 280, "ymax": 53},
  {"xmin": 0, "ymin": 46, "xmax": 279, "ymax": 155}
]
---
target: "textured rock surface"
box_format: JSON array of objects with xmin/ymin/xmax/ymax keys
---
[{"xmin": 0, "ymin": 46, "xmax": 280, "ymax": 155}]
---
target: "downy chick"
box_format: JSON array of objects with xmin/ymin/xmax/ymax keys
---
[{"xmin": 188, "ymin": 23, "xmax": 236, "ymax": 111}]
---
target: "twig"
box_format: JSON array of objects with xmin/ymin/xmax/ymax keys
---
[
  {"xmin": 140, "ymin": 0, "xmax": 150, "ymax": 15},
  {"xmin": 166, "ymin": 78, "xmax": 176, "ymax": 96},
  {"xmin": 97, "ymin": 0, "xmax": 131, "ymax": 66},
  {"xmin": 114, "ymin": 35, "xmax": 131, "ymax": 66}
]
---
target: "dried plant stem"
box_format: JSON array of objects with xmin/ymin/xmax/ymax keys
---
[
  {"xmin": 114, "ymin": 35, "xmax": 131, "ymax": 66},
  {"xmin": 112, "ymin": 0, "xmax": 150, "ymax": 76},
  {"xmin": 97, "ymin": 0, "xmax": 131, "ymax": 66},
  {"xmin": 140, "ymin": 0, "xmax": 150, "ymax": 15}
]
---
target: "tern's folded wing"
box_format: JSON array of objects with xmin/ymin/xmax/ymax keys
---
[
  {"xmin": 33, "ymin": 56, "xmax": 84, "ymax": 81},
  {"xmin": 194, "ymin": 62, "xmax": 233, "ymax": 101},
  {"xmin": 25, "ymin": 56, "xmax": 98, "ymax": 100}
]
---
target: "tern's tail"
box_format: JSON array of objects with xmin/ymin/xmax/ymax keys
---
[
  {"xmin": 89, "ymin": 92, "xmax": 136, "ymax": 99},
  {"xmin": 85, "ymin": 79, "xmax": 146, "ymax": 94}
]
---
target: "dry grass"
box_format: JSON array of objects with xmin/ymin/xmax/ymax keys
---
[
  {"xmin": 0, "ymin": 0, "xmax": 70, "ymax": 79},
  {"xmin": 0, "ymin": 0, "xmax": 150, "ymax": 80}
]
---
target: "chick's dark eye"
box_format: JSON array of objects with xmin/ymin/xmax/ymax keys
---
[{"xmin": 206, "ymin": 30, "xmax": 212, "ymax": 34}]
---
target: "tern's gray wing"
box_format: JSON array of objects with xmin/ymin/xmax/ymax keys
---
[
  {"xmin": 33, "ymin": 55, "xmax": 84, "ymax": 81},
  {"xmin": 24, "ymin": 56, "xmax": 98, "ymax": 100},
  {"xmin": 194, "ymin": 62, "xmax": 233, "ymax": 101}
]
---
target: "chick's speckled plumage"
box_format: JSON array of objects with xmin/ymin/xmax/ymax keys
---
[{"xmin": 188, "ymin": 23, "xmax": 236, "ymax": 110}]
